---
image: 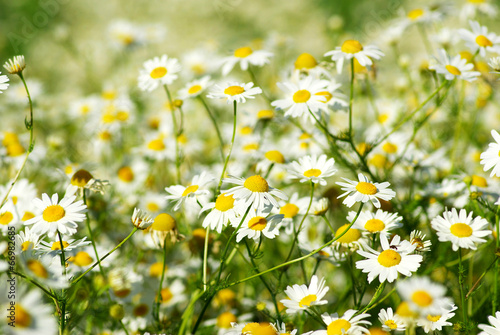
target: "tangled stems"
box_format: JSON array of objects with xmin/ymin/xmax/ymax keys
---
[
  {"xmin": 198, "ymin": 96, "xmax": 225, "ymax": 162},
  {"xmin": 216, "ymin": 100, "xmax": 238, "ymax": 195},
  {"xmin": 0, "ymin": 73, "xmax": 35, "ymax": 208},
  {"xmin": 163, "ymin": 84, "xmax": 182, "ymax": 184}
]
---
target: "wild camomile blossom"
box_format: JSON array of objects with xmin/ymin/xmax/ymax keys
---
[
  {"xmin": 416, "ymin": 304, "xmax": 457, "ymax": 333},
  {"xmin": 336, "ymin": 173, "xmax": 396, "ymax": 208},
  {"xmin": 221, "ymin": 46, "xmax": 273, "ymax": 76},
  {"xmin": 489, "ymin": 57, "xmax": 500, "ymax": 74},
  {"xmin": 206, "ymin": 81, "xmax": 262, "ymax": 104},
  {"xmin": 480, "ymin": 130, "xmax": 500, "ymax": 177},
  {"xmin": 306, "ymin": 309, "xmax": 371, "ymax": 335},
  {"xmin": 288, "ymin": 154, "xmax": 337, "ymax": 185},
  {"xmin": 3, "ymin": 55, "xmax": 26, "ymax": 74},
  {"xmin": 478, "ymin": 311, "xmax": 500, "ymax": 335},
  {"xmin": 324, "ymin": 39, "xmax": 384, "ymax": 74},
  {"xmin": 280, "ymin": 275, "xmax": 329, "ymax": 314},
  {"xmin": 137, "ymin": 54, "xmax": 181, "ymax": 91},
  {"xmin": 0, "ymin": 71, "xmax": 9, "ymax": 93},
  {"xmin": 379, "ymin": 308, "xmax": 406, "ymax": 332},
  {"xmin": 458, "ymin": 20, "xmax": 500, "ymax": 57},
  {"xmin": 200, "ymin": 193, "xmax": 246, "ymax": 233},
  {"xmin": 165, "ymin": 171, "xmax": 215, "ymax": 211},
  {"xmin": 429, "ymin": 49, "xmax": 480, "ymax": 82}
]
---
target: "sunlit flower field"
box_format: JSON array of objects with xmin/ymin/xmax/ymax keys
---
[{"xmin": 2, "ymin": 0, "xmax": 500, "ymax": 334}]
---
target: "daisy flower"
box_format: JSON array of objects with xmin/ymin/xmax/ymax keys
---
[
  {"xmin": 137, "ymin": 54, "xmax": 181, "ymax": 92},
  {"xmin": 200, "ymin": 193, "xmax": 246, "ymax": 233},
  {"xmin": 3, "ymin": 55, "xmax": 26, "ymax": 74},
  {"xmin": 276, "ymin": 322, "xmax": 298, "ymax": 335},
  {"xmin": 333, "ymin": 223, "xmax": 367, "ymax": 251},
  {"xmin": 223, "ymin": 175, "xmax": 287, "ymax": 211},
  {"xmin": 234, "ymin": 209, "xmax": 283, "ymax": 242},
  {"xmin": 308, "ymin": 309, "xmax": 371, "ymax": 335},
  {"xmin": 356, "ymin": 234, "xmax": 423, "ymax": 283},
  {"xmin": 378, "ymin": 308, "xmax": 406, "ymax": 332},
  {"xmin": 460, "ymin": 0, "xmax": 498, "ymax": 20},
  {"xmin": 489, "ymin": 57, "xmax": 500, "ymax": 74},
  {"xmin": 225, "ymin": 322, "xmax": 278, "ymax": 335},
  {"xmin": 255, "ymin": 149, "xmax": 286, "ymax": 174},
  {"xmin": 165, "ymin": 171, "xmax": 215, "ymax": 211},
  {"xmin": 478, "ymin": 311, "xmax": 500, "ymax": 335},
  {"xmin": 480, "ymin": 130, "xmax": 500, "ymax": 177},
  {"xmin": 16, "ymin": 226, "xmax": 42, "ymax": 253},
  {"xmin": 38, "ymin": 236, "xmax": 91, "ymax": 256},
  {"xmin": 431, "ymin": 208, "xmax": 491, "ymax": 251},
  {"xmin": 0, "ymin": 71, "xmax": 9, "ymax": 93},
  {"xmin": 416, "ymin": 304, "xmax": 457, "ymax": 333},
  {"xmin": 288, "ymin": 154, "xmax": 337, "ymax": 185},
  {"xmin": 348, "ymin": 209, "xmax": 402, "ymax": 235},
  {"xmin": 429, "ymin": 49, "xmax": 480, "ymax": 82},
  {"xmin": 24, "ymin": 192, "xmax": 87, "ymax": 237},
  {"xmin": 324, "ymin": 39, "xmax": 384, "ymax": 74},
  {"xmin": 271, "ymin": 76, "xmax": 329, "ymax": 121},
  {"xmin": 458, "ymin": 20, "xmax": 500, "ymax": 57},
  {"xmin": 0, "ymin": 201, "xmax": 19, "ymax": 233},
  {"xmin": 336, "ymin": 173, "xmax": 396, "ymax": 208},
  {"xmin": 177, "ymin": 75, "xmax": 213, "ymax": 99},
  {"xmin": 280, "ymin": 275, "xmax": 329, "ymax": 314},
  {"xmin": 397, "ymin": 277, "xmax": 453, "ymax": 315},
  {"xmin": 220, "ymin": 46, "xmax": 273, "ymax": 76},
  {"xmin": 131, "ymin": 208, "xmax": 154, "ymax": 230},
  {"xmin": 206, "ymin": 81, "xmax": 262, "ymax": 104},
  {"xmin": 409, "ymin": 230, "xmax": 432, "ymax": 252}
]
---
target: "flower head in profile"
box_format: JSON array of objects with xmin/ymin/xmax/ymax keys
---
[
  {"xmin": 280, "ymin": 275, "xmax": 329, "ymax": 314},
  {"xmin": 288, "ymin": 154, "xmax": 337, "ymax": 185},
  {"xmin": 138, "ymin": 54, "xmax": 181, "ymax": 91},
  {"xmin": 324, "ymin": 40, "xmax": 384, "ymax": 74},
  {"xmin": 458, "ymin": 20, "xmax": 500, "ymax": 57},
  {"xmin": 131, "ymin": 208, "xmax": 154, "ymax": 230},
  {"xmin": 178, "ymin": 75, "xmax": 213, "ymax": 99},
  {"xmin": 206, "ymin": 81, "xmax": 262, "ymax": 104},
  {"xmin": 165, "ymin": 171, "xmax": 215, "ymax": 211},
  {"xmin": 480, "ymin": 130, "xmax": 500, "ymax": 177},
  {"xmin": 221, "ymin": 46, "xmax": 273, "ymax": 76},
  {"xmin": 349, "ymin": 209, "xmax": 402, "ymax": 236},
  {"xmin": 416, "ymin": 304, "xmax": 457, "ymax": 333},
  {"xmin": 378, "ymin": 308, "xmax": 406, "ymax": 332},
  {"xmin": 336, "ymin": 173, "xmax": 396, "ymax": 208},
  {"xmin": 489, "ymin": 57, "xmax": 500, "ymax": 75},
  {"xmin": 3, "ymin": 55, "xmax": 26, "ymax": 74},
  {"xmin": 429, "ymin": 49, "xmax": 480, "ymax": 82},
  {"xmin": 308, "ymin": 309, "xmax": 371, "ymax": 335}
]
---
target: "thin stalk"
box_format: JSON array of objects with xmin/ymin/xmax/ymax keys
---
[
  {"xmin": 458, "ymin": 249, "xmax": 468, "ymax": 327},
  {"xmin": 163, "ymin": 84, "xmax": 181, "ymax": 184},
  {"xmin": 216, "ymin": 101, "xmax": 238, "ymax": 195},
  {"xmin": 494, "ymin": 212, "xmax": 499, "ymax": 314},
  {"xmin": 321, "ymin": 215, "xmax": 336, "ymax": 235},
  {"xmin": 154, "ymin": 237, "xmax": 168, "ymax": 324},
  {"xmin": 198, "ymin": 96, "xmax": 225, "ymax": 162},
  {"xmin": 248, "ymin": 66, "xmax": 271, "ymax": 103},
  {"xmin": 348, "ymin": 58, "xmax": 355, "ymax": 140},
  {"xmin": 202, "ymin": 228, "xmax": 210, "ymax": 291},
  {"xmin": 57, "ymin": 230, "xmax": 67, "ymax": 334},
  {"xmin": 357, "ymin": 281, "xmax": 386, "ymax": 314}
]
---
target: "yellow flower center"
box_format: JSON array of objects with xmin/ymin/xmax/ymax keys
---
[
  {"xmin": 248, "ymin": 216, "xmax": 267, "ymax": 231},
  {"xmin": 224, "ymin": 85, "xmax": 245, "ymax": 96},
  {"xmin": 152, "ymin": 213, "xmax": 176, "ymax": 231},
  {"xmin": 293, "ymin": 89, "xmax": 311, "ymax": 103},
  {"xmin": 2, "ymin": 132, "xmax": 19, "ymax": 146},
  {"xmin": 384, "ymin": 320, "xmax": 398, "ymax": 330},
  {"xmin": 182, "ymin": 185, "xmax": 199, "ymax": 197},
  {"xmin": 244, "ymin": 175, "xmax": 269, "ymax": 192},
  {"xmin": 450, "ymin": 223, "xmax": 473, "ymax": 237},
  {"xmin": 396, "ymin": 301, "xmax": 418, "ymax": 318},
  {"xmin": 114, "ymin": 289, "xmax": 131, "ymax": 298},
  {"xmin": 468, "ymin": 0, "xmax": 485, "ymax": 3},
  {"xmin": 188, "ymin": 85, "xmax": 202, "ymax": 95},
  {"xmin": 234, "ymin": 46, "xmax": 253, "ymax": 58},
  {"xmin": 51, "ymin": 241, "xmax": 70, "ymax": 250},
  {"xmin": 27, "ymin": 259, "xmax": 48, "ymax": 278},
  {"xmin": 21, "ymin": 241, "xmax": 33, "ymax": 251},
  {"xmin": 42, "ymin": 205, "xmax": 65, "ymax": 222},
  {"xmin": 295, "ymin": 53, "xmax": 318, "ymax": 69},
  {"xmin": 133, "ymin": 304, "xmax": 149, "ymax": 317},
  {"xmin": 243, "ymin": 143, "xmax": 259, "ymax": 152},
  {"xmin": 147, "ymin": 202, "xmax": 160, "ymax": 212},
  {"xmin": 15, "ymin": 305, "xmax": 31, "ymax": 328},
  {"xmin": 216, "ymin": 288, "xmax": 236, "ymax": 305},
  {"xmin": 316, "ymin": 91, "xmax": 333, "ymax": 103},
  {"xmin": 240, "ymin": 126, "xmax": 253, "ymax": 135},
  {"xmin": 299, "ymin": 294, "xmax": 317, "ymax": 307},
  {"xmin": 118, "ymin": 166, "xmax": 134, "ymax": 182},
  {"xmin": 101, "ymin": 90, "xmax": 116, "ymax": 100},
  {"xmin": 71, "ymin": 169, "xmax": 94, "ymax": 187},
  {"xmin": 365, "ymin": 219, "xmax": 385, "ymax": 233},
  {"xmin": 427, "ymin": 314, "xmax": 441, "ymax": 322},
  {"xmin": 411, "ymin": 290, "xmax": 433, "ymax": 307},
  {"xmin": 116, "ymin": 111, "xmax": 129, "ymax": 122},
  {"xmin": 215, "ymin": 193, "xmax": 235, "ymax": 212},
  {"xmin": 99, "ymin": 131, "xmax": 112, "ymax": 141},
  {"xmin": 160, "ymin": 288, "xmax": 173, "ymax": 303},
  {"xmin": 407, "ymin": 9, "xmax": 424, "ymax": 20},
  {"xmin": 471, "ymin": 175, "xmax": 488, "ymax": 187},
  {"xmin": 476, "ymin": 35, "xmax": 493, "ymax": 47},
  {"xmin": 378, "ymin": 113, "xmax": 389, "ymax": 124},
  {"xmin": 356, "ymin": 181, "xmax": 378, "ymax": 195},
  {"xmin": 370, "ymin": 154, "xmax": 387, "ymax": 169},
  {"xmin": 150, "ymin": 66, "xmax": 167, "ymax": 79},
  {"xmin": 304, "ymin": 168, "xmax": 322, "ymax": 178},
  {"xmin": 6, "ymin": 142, "xmax": 25, "ymax": 156},
  {"xmin": 71, "ymin": 251, "xmax": 93, "ymax": 266},
  {"xmin": 11, "ymin": 196, "xmax": 18, "ymax": 205},
  {"xmin": 382, "ymin": 142, "xmax": 398, "ymax": 154},
  {"xmin": 241, "ymin": 322, "xmax": 276, "ymax": 335},
  {"xmin": 377, "ymin": 249, "xmax": 402, "ymax": 267},
  {"xmin": 265, "ymin": 150, "xmax": 285, "ymax": 164},
  {"xmin": 341, "ymin": 40, "xmax": 363, "ymax": 54},
  {"xmin": 21, "ymin": 211, "xmax": 35, "ymax": 221},
  {"xmin": 445, "ymin": 65, "xmax": 462, "ymax": 76},
  {"xmin": 335, "ymin": 224, "xmax": 362, "ymax": 243},
  {"xmin": 280, "ymin": 203, "xmax": 299, "ymax": 219},
  {"xmin": 0, "ymin": 212, "xmax": 13, "ymax": 225},
  {"xmin": 147, "ymin": 138, "xmax": 165, "ymax": 151},
  {"xmin": 149, "ymin": 262, "xmax": 167, "ymax": 277},
  {"xmin": 258, "ymin": 109, "xmax": 274, "ymax": 119},
  {"xmin": 216, "ymin": 311, "xmax": 237, "ymax": 328},
  {"xmin": 327, "ymin": 319, "xmax": 352, "ymax": 335}
]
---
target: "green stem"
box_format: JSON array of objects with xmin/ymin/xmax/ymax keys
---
[
  {"xmin": 458, "ymin": 249, "xmax": 468, "ymax": 327},
  {"xmin": 57, "ymin": 230, "xmax": 67, "ymax": 334},
  {"xmin": 154, "ymin": 237, "xmax": 168, "ymax": 324},
  {"xmin": 321, "ymin": 215, "xmax": 336, "ymax": 235},
  {"xmin": 216, "ymin": 101, "xmax": 238, "ymax": 195},
  {"xmin": 348, "ymin": 58, "xmax": 355, "ymax": 140},
  {"xmin": 198, "ymin": 96, "xmax": 225, "ymax": 162},
  {"xmin": 248, "ymin": 66, "xmax": 271, "ymax": 103},
  {"xmin": 163, "ymin": 84, "xmax": 181, "ymax": 184},
  {"xmin": 357, "ymin": 281, "xmax": 386, "ymax": 314},
  {"xmin": 202, "ymin": 228, "xmax": 210, "ymax": 291}
]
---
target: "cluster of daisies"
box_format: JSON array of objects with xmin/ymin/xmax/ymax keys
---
[{"xmin": 2, "ymin": 1, "xmax": 500, "ymax": 334}]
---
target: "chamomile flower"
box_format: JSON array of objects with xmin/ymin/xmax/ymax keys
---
[
  {"xmin": 356, "ymin": 234, "xmax": 423, "ymax": 283},
  {"xmin": 416, "ymin": 304, "xmax": 457, "ymax": 333},
  {"xmin": 480, "ymin": 130, "xmax": 500, "ymax": 177},
  {"xmin": 489, "ymin": 56, "xmax": 500, "ymax": 74},
  {"xmin": 336, "ymin": 173, "xmax": 396, "ymax": 208},
  {"xmin": 0, "ymin": 71, "xmax": 9, "ymax": 93},
  {"xmin": 430, "ymin": 208, "xmax": 491, "ymax": 251},
  {"xmin": 349, "ymin": 209, "xmax": 402, "ymax": 235},
  {"xmin": 165, "ymin": 171, "xmax": 215, "ymax": 211},
  {"xmin": 234, "ymin": 210, "xmax": 283, "ymax": 242},
  {"xmin": 138, "ymin": 54, "xmax": 181, "ymax": 91},
  {"xmin": 271, "ymin": 76, "xmax": 329, "ymax": 121},
  {"xmin": 223, "ymin": 175, "xmax": 287, "ymax": 211},
  {"xmin": 221, "ymin": 46, "xmax": 273, "ymax": 76},
  {"xmin": 429, "ymin": 49, "xmax": 480, "ymax": 82},
  {"xmin": 288, "ymin": 154, "xmax": 337, "ymax": 185},
  {"xmin": 458, "ymin": 21, "xmax": 500, "ymax": 57},
  {"xmin": 131, "ymin": 208, "xmax": 154, "ymax": 230},
  {"xmin": 0, "ymin": 201, "xmax": 19, "ymax": 233},
  {"xmin": 226, "ymin": 322, "xmax": 278, "ymax": 335},
  {"xmin": 397, "ymin": 277, "xmax": 453, "ymax": 315},
  {"xmin": 3, "ymin": 55, "xmax": 26, "ymax": 74},
  {"xmin": 460, "ymin": 0, "xmax": 498, "ymax": 20},
  {"xmin": 276, "ymin": 322, "xmax": 298, "ymax": 335},
  {"xmin": 38, "ymin": 236, "xmax": 91, "ymax": 256},
  {"xmin": 280, "ymin": 275, "xmax": 329, "ymax": 314},
  {"xmin": 207, "ymin": 81, "xmax": 262, "ymax": 104},
  {"xmin": 16, "ymin": 227, "xmax": 41, "ymax": 253},
  {"xmin": 378, "ymin": 308, "xmax": 406, "ymax": 332},
  {"xmin": 308, "ymin": 310, "xmax": 371, "ymax": 335},
  {"xmin": 325, "ymin": 40, "xmax": 384, "ymax": 74},
  {"xmin": 178, "ymin": 76, "xmax": 213, "ymax": 99},
  {"xmin": 201, "ymin": 193, "xmax": 246, "ymax": 233},
  {"xmin": 24, "ymin": 192, "xmax": 87, "ymax": 237},
  {"xmin": 333, "ymin": 223, "xmax": 367, "ymax": 251},
  {"xmin": 478, "ymin": 311, "xmax": 500, "ymax": 335}
]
